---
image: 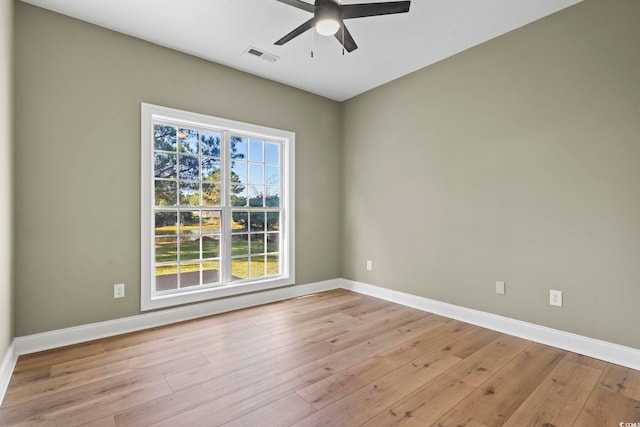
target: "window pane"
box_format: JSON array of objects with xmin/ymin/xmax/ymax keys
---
[
  {"xmin": 251, "ymin": 234, "xmax": 265, "ymax": 254},
  {"xmin": 155, "ymin": 180, "xmax": 177, "ymax": 206},
  {"xmin": 156, "ymin": 236, "xmax": 177, "ymax": 263},
  {"xmin": 154, "ymin": 153, "xmax": 177, "ymax": 179},
  {"xmin": 155, "ymin": 265, "xmax": 177, "ymax": 291},
  {"xmin": 179, "ymin": 155, "xmax": 199, "ymax": 180},
  {"xmin": 266, "ymin": 212, "xmax": 279, "ymax": 231},
  {"xmin": 231, "ymin": 162, "xmax": 247, "ymax": 184},
  {"xmin": 203, "ymin": 260, "xmax": 221, "ymax": 285},
  {"xmin": 202, "ymin": 182, "xmax": 221, "ymax": 206},
  {"xmin": 232, "ymin": 234, "xmax": 249, "ymax": 255},
  {"xmin": 249, "ymin": 186, "xmax": 264, "ymax": 207},
  {"xmin": 249, "ymin": 140, "xmax": 263, "ymax": 162},
  {"xmin": 180, "ymin": 211, "xmax": 200, "ymax": 231},
  {"xmin": 179, "ymin": 262, "xmax": 201, "ymax": 287},
  {"xmin": 265, "ymin": 186, "xmax": 280, "ymax": 207},
  {"xmin": 266, "ymin": 255, "xmax": 279, "ymax": 276},
  {"xmin": 202, "ymin": 211, "xmax": 221, "ymax": 234},
  {"xmin": 201, "ymin": 132, "xmax": 221, "ymax": 157},
  {"xmin": 231, "ymin": 185, "xmax": 247, "ymax": 207},
  {"xmin": 249, "ymin": 164, "xmax": 264, "ymax": 185},
  {"xmin": 180, "ymin": 236, "xmax": 200, "ymax": 261},
  {"xmin": 265, "ymin": 142, "xmax": 280, "ymax": 164},
  {"xmin": 267, "ymin": 233, "xmax": 279, "ymax": 253},
  {"xmin": 179, "ymin": 181, "xmax": 199, "ymax": 205},
  {"xmin": 202, "ymin": 158, "xmax": 220, "ymax": 181},
  {"xmin": 265, "ymin": 165, "xmax": 280, "ymax": 186},
  {"xmin": 178, "ymin": 128, "xmax": 199, "ymax": 154},
  {"xmin": 203, "ymin": 235, "xmax": 220, "ymax": 259},
  {"xmin": 231, "ymin": 258, "xmax": 249, "ymax": 280},
  {"xmin": 232, "ymin": 212, "xmax": 248, "ymax": 232},
  {"xmin": 250, "ymin": 255, "xmax": 265, "ymax": 278},
  {"xmin": 155, "ymin": 211, "xmax": 177, "ymax": 235},
  {"xmin": 231, "ymin": 136, "xmax": 247, "ymax": 160},
  {"xmin": 154, "ymin": 125, "xmax": 177, "ymax": 151},
  {"xmin": 250, "ymin": 212, "xmax": 265, "ymax": 232}
]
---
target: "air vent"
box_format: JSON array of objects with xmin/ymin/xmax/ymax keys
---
[{"xmin": 243, "ymin": 46, "xmax": 279, "ymax": 63}]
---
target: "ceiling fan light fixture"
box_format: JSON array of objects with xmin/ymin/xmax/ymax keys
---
[
  {"xmin": 315, "ymin": 18, "xmax": 340, "ymax": 36},
  {"xmin": 273, "ymin": 0, "xmax": 411, "ymax": 53}
]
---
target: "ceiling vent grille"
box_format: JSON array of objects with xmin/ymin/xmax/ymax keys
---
[{"xmin": 243, "ymin": 46, "xmax": 279, "ymax": 63}]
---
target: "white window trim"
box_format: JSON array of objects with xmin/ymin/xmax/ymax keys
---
[{"xmin": 141, "ymin": 103, "xmax": 295, "ymax": 311}]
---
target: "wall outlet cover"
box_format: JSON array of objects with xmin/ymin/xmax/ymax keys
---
[
  {"xmin": 550, "ymin": 290, "xmax": 562, "ymax": 307},
  {"xmin": 114, "ymin": 283, "xmax": 125, "ymax": 299}
]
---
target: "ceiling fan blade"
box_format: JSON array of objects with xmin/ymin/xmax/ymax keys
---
[
  {"xmin": 340, "ymin": 1, "xmax": 411, "ymax": 19},
  {"xmin": 274, "ymin": 0, "xmax": 315, "ymax": 13},
  {"xmin": 274, "ymin": 18, "xmax": 315, "ymax": 45},
  {"xmin": 335, "ymin": 25, "xmax": 358, "ymax": 52}
]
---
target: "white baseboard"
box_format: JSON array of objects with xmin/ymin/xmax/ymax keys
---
[
  {"xmin": 342, "ymin": 279, "xmax": 640, "ymax": 371},
  {"xmin": 14, "ymin": 279, "xmax": 342, "ymax": 356},
  {"xmin": 0, "ymin": 340, "xmax": 17, "ymax": 406}
]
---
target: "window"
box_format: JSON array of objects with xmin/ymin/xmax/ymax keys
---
[{"xmin": 141, "ymin": 103, "xmax": 294, "ymax": 310}]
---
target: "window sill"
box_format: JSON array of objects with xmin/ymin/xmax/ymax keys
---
[{"xmin": 140, "ymin": 276, "xmax": 295, "ymax": 311}]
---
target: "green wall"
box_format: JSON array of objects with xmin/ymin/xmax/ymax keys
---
[
  {"xmin": 12, "ymin": 0, "xmax": 640, "ymax": 351},
  {"xmin": 341, "ymin": 0, "xmax": 640, "ymax": 348},
  {"xmin": 14, "ymin": 3, "xmax": 341, "ymax": 335},
  {"xmin": 0, "ymin": 0, "xmax": 14, "ymax": 356}
]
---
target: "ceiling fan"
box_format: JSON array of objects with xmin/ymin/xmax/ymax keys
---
[{"xmin": 274, "ymin": 0, "xmax": 411, "ymax": 53}]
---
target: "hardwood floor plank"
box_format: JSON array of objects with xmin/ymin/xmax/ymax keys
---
[
  {"xmin": 10, "ymin": 419, "xmax": 57, "ymax": 427},
  {"xmin": 78, "ymin": 415, "xmax": 116, "ymax": 427},
  {"xmin": 441, "ymin": 327, "xmax": 502, "ymax": 359},
  {"xmin": 99, "ymin": 290, "xmax": 360, "ymax": 354},
  {"xmin": 0, "ymin": 352, "xmax": 204, "ymax": 425},
  {"xmin": 296, "ymin": 319, "xmax": 464, "ymax": 409},
  {"xmin": 598, "ymin": 363, "xmax": 640, "ymax": 401},
  {"xmin": 297, "ymin": 353, "xmax": 392, "ymax": 410},
  {"xmin": 0, "ymin": 378, "xmax": 171, "ymax": 426},
  {"xmin": 9, "ymin": 343, "xmax": 106, "ymax": 382},
  {"xmin": 502, "ymin": 356, "xmax": 603, "ymax": 426},
  {"xmin": 430, "ymin": 410, "xmax": 489, "ymax": 427},
  {"xmin": 166, "ymin": 339, "xmax": 339, "ymax": 393},
  {"xmin": 562, "ymin": 351, "xmax": 608, "ymax": 370},
  {"xmin": 51, "ymin": 378, "xmax": 171, "ymax": 426},
  {"xmin": 361, "ymin": 373, "xmax": 474, "ymax": 426},
  {"xmin": 132, "ymin": 358, "xmax": 335, "ymax": 427},
  {"xmin": 445, "ymin": 334, "xmax": 530, "ymax": 388},
  {"xmin": 311, "ymin": 314, "xmax": 454, "ymax": 375},
  {"xmin": 445, "ymin": 343, "xmax": 565, "ymax": 427},
  {"xmin": 4, "ymin": 352, "xmax": 208, "ymax": 407},
  {"xmin": 319, "ymin": 306, "xmax": 432, "ymax": 350},
  {"xmin": 292, "ymin": 350, "xmax": 461, "ymax": 426},
  {"xmin": 574, "ymin": 385, "xmax": 640, "ymax": 426},
  {"xmin": 119, "ymin": 313, "xmax": 439, "ymax": 426},
  {"xmin": 221, "ymin": 393, "xmax": 316, "ymax": 427},
  {"xmin": 196, "ymin": 308, "xmax": 356, "ymax": 356}
]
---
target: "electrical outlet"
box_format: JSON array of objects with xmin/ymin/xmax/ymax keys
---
[
  {"xmin": 366, "ymin": 260, "xmax": 373, "ymax": 271},
  {"xmin": 550, "ymin": 290, "xmax": 562, "ymax": 307},
  {"xmin": 496, "ymin": 281, "xmax": 506, "ymax": 295},
  {"xmin": 114, "ymin": 283, "xmax": 125, "ymax": 299}
]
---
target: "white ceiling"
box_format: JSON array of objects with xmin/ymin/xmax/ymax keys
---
[{"xmin": 21, "ymin": 0, "xmax": 582, "ymax": 101}]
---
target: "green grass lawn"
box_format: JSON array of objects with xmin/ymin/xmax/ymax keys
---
[{"xmin": 155, "ymin": 237, "xmax": 279, "ymax": 280}]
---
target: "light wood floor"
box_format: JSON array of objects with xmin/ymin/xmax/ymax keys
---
[{"xmin": 1, "ymin": 290, "xmax": 639, "ymax": 426}]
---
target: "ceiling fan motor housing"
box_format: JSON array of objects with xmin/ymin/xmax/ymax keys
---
[
  {"xmin": 315, "ymin": 0, "xmax": 341, "ymax": 22},
  {"xmin": 274, "ymin": 0, "xmax": 411, "ymax": 52},
  {"xmin": 315, "ymin": 0, "xmax": 342, "ymax": 35}
]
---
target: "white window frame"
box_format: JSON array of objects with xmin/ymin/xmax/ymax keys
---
[{"xmin": 141, "ymin": 103, "xmax": 295, "ymax": 311}]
